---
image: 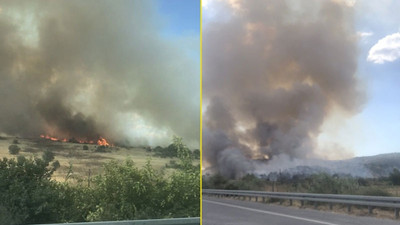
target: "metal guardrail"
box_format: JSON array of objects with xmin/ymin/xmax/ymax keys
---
[
  {"xmin": 203, "ymin": 189, "xmax": 400, "ymax": 219},
  {"xmin": 33, "ymin": 217, "xmax": 200, "ymax": 225}
]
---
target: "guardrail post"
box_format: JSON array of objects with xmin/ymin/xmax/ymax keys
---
[
  {"xmin": 301, "ymin": 200, "xmax": 304, "ymax": 207},
  {"xmin": 329, "ymin": 203, "xmax": 333, "ymax": 210},
  {"xmin": 368, "ymin": 206, "xmax": 373, "ymax": 215},
  {"xmin": 395, "ymin": 208, "xmax": 399, "ymax": 219},
  {"xmin": 262, "ymin": 197, "xmax": 265, "ymax": 202},
  {"xmin": 314, "ymin": 202, "xmax": 318, "ymax": 209},
  {"xmin": 256, "ymin": 196, "xmax": 258, "ymax": 202},
  {"xmin": 289, "ymin": 199, "xmax": 293, "ymax": 206},
  {"xmin": 347, "ymin": 205, "xmax": 351, "ymax": 213}
]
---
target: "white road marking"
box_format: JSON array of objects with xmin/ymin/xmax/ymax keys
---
[{"xmin": 203, "ymin": 199, "xmax": 340, "ymax": 225}]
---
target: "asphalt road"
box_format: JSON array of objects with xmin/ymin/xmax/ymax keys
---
[{"xmin": 202, "ymin": 196, "xmax": 400, "ymax": 225}]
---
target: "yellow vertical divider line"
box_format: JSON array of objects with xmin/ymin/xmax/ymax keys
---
[{"xmin": 199, "ymin": 0, "xmax": 203, "ymax": 224}]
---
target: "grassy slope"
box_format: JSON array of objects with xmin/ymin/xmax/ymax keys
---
[{"xmin": 0, "ymin": 136, "xmax": 175, "ymax": 181}]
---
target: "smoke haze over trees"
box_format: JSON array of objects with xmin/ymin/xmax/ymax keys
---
[
  {"xmin": 203, "ymin": 0, "xmax": 365, "ymax": 178},
  {"xmin": 0, "ymin": 0, "xmax": 199, "ymax": 147}
]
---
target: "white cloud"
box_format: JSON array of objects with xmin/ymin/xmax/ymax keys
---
[
  {"xmin": 367, "ymin": 32, "xmax": 400, "ymax": 64},
  {"xmin": 358, "ymin": 31, "xmax": 373, "ymax": 38}
]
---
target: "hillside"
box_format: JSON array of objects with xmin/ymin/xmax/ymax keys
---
[{"xmin": 252, "ymin": 153, "xmax": 400, "ymax": 179}]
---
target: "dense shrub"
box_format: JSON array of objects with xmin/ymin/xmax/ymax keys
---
[
  {"xmin": 166, "ymin": 159, "xmax": 178, "ymax": 169},
  {"xmin": 0, "ymin": 156, "xmax": 61, "ymax": 224},
  {"xmin": 42, "ymin": 149, "xmax": 55, "ymax": 162},
  {"xmin": 0, "ymin": 137, "xmax": 199, "ymax": 224},
  {"xmin": 52, "ymin": 160, "xmax": 61, "ymax": 170},
  {"xmin": 153, "ymin": 144, "xmax": 178, "ymax": 158},
  {"xmin": 12, "ymin": 139, "xmax": 19, "ymax": 144},
  {"xmin": 8, "ymin": 145, "xmax": 20, "ymax": 155},
  {"xmin": 193, "ymin": 149, "xmax": 200, "ymax": 159},
  {"xmin": 360, "ymin": 187, "xmax": 391, "ymax": 196},
  {"xmin": 83, "ymin": 145, "xmax": 89, "ymax": 150},
  {"xmin": 202, "ymin": 173, "xmax": 229, "ymax": 189},
  {"xmin": 308, "ymin": 174, "xmax": 358, "ymax": 194},
  {"xmin": 95, "ymin": 145, "xmax": 107, "ymax": 153},
  {"xmin": 389, "ymin": 168, "xmax": 400, "ymax": 185}
]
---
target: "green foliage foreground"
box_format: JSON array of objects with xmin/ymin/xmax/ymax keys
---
[{"xmin": 0, "ymin": 137, "xmax": 200, "ymax": 224}]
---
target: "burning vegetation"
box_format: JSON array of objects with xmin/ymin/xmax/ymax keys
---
[
  {"xmin": 40, "ymin": 134, "xmax": 112, "ymax": 146},
  {"xmin": 203, "ymin": 0, "xmax": 365, "ymax": 179},
  {"xmin": 0, "ymin": 0, "xmax": 199, "ymax": 148}
]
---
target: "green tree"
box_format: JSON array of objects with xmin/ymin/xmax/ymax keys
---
[
  {"xmin": 88, "ymin": 159, "xmax": 168, "ymax": 220},
  {"xmin": 8, "ymin": 145, "xmax": 20, "ymax": 155},
  {"xmin": 193, "ymin": 149, "xmax": 200, "ymax": 159},
  {"xmin": 0, "ymin": 156, "xmax": 61, "ymax": 224},
  {"xmin": 42, "ymin": 149, "xmax": 55, "ymax": 163},
  {"xmin": 389, "ymin": 168, "xmax": 400, "ymax": 185}
]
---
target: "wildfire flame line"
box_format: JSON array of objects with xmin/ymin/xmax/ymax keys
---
[{"xmin": 40, "ymin": 134, "xmax": 111, "ymax": 146}]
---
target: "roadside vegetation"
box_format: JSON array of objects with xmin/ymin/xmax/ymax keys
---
[
  {"xmin": 203, "ymin": 172, "xmax": 400, "ymax": 219},
  {"xmin": 203, "ymin": 170, "xmax": 400, "ymax": 196},
  {"xmin": 0, "ymin": 137, "xmax": 199, "ymax": 225}
]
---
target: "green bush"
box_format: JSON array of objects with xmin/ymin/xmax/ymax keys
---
[
  {"xmin": 153, "ymin": 144, "xmax": 178, "ymax": 158},
  {"xmin": 0, "ymin": 136, "xmax": 199, "ymax": 223},
  {"xmin": 308, "ymin": 173, "xmax": 359, "ymax": 194},
  {"xmin": 0, "ymin": 156, "xmax": 60, "ymax": 224},
  {"xmin": 83, "ymin": 145, "xmax": 89, "ymax": 150},
  {"xmin": 8, "ymin": 145, "xmax": 20, "ymax": 155},
  {"xmin": 42, "ymin": 150, "xmax": 55, "ymax": 162},
  {"xmin": 193, "ymin": 149, "xmax": 200, "ymax": 159},
  {"xmin": 12, "ymin": 139, "xmax": 19, "ymax": 144},
  {"xmin": 166, "ymin": 159, "xmax": 179, "ymax": 169},
  {"xmin": 360, "ymin": 187, "xmax": 391, "ymax": 196},
  {"xmin": 52, "ymin": 160, "xmax": 61, "ymax": 170},
  {"xmin": 95, "ymin": 145, "xmax": 107, "ymax": 153},
  {"xmin": 389, "ymin": 168, "xmax": 400, "ymax": 185}
]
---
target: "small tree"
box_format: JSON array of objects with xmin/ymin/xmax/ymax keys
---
[
  {"xmin": 42, "ymin": 150, "xmax": 55, "ymax": 163},
  {"xmin": 193, "ymin": 149, "xmax": 200, "ymax": 159},
  {"xmin": 8, "ymin": 145, "xmax": 20, "ymax": 155},
  {"xmin": 389, "ymin": 168, "xmax": 400, "ymax": 185},
  {"xmin": 95, "ymin": 145, "xmax": 106, "ymax": 153},
  {"xmin": 52, "ymin": 160, "xmax": 61, "ymax": 171}
]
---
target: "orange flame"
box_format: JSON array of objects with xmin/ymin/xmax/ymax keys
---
[
  {"xmin": 40, "ymin": 135, "xmax": 112, "ymax": 146},
  {"xmin": 97, "ymin": 137, "xmax": 110, "ymax": 146},
  {"xmin": 40, "ymin": 134, "xmax": 67, "ymax": 142}
]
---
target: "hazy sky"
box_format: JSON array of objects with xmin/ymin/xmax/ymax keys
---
[
  {"xmin": 319, "ymin": 0, "xmax": 400, "ymax": 157},
  {"xmin": 203, "ymin": 0, "xmax": 400, "ymax": 158},
  {"xmin": 158, "ymin": 0, "xmax": 200, "ymax": 36}
]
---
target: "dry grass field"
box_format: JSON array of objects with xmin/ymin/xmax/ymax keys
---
[{"xmin": 0, "ymin": 136, "xmax": 175, "ymax": 182}]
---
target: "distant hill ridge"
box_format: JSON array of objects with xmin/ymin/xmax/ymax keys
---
[{"xmin": 256, "ymin": 152, "xmax": 400, "ymax": 178}]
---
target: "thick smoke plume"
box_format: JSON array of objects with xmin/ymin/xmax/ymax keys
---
[
  {"xmin": 203, "ymin": 0, "xmax": 364, "ymax": 178},
  {"xmin": 0, "ymin": 0, "xmax": 199, "ymax": 146}
]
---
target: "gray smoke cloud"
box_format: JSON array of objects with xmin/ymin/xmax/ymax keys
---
[
  {"xmin": 203, "ymin": 0, "xmax": 365, "ymax": 178},
  {"xmin": 0, "ymin": 0, "xmax": 199, "ymax": 146}
]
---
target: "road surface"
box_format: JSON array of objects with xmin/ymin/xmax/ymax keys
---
[{"xmin": 202, "ymin": 196, "xmax": 399, "ymax": 225}]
